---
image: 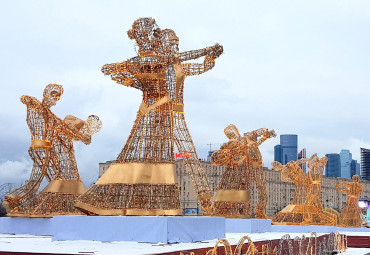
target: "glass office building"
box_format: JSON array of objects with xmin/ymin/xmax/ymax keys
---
[
  {"xmin": 361, "ymin": 148, "xmax": 370, "ymax": 181},
  {"xmin": 325, "ymin": 153, "xmax": 341, "ymax": 177},
  {"xmin": 340, "ymin": 149, "xmax": 352, "ymax": 179},
  {"xmin": 274, "ymin": 145, "xmax": 282, "ymax": 163},
  {"xmin": 280, "ymin": 134, "xmax": 298, "ymax": 164},
  {"xmin": 350, "ymin": 159, "xmax": 360, "ymax": 177}
]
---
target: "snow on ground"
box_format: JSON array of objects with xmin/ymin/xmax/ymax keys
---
[{"xmin": 342, "ymin": 248, "xmax": 370, "ymax": 254}]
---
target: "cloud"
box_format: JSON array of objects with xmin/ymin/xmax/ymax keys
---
[
  {"xmin": 0, "ymin": 158, "xmax": 33, "ymax": 185},
  {"xmin": 1, "ymin": 0, "xmax": 370, "ymax": 185},
  {"xmin": 347, "ymin": 138, "xmax": 370, "ymax": 161}
]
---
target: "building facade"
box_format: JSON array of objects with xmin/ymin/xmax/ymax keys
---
[
  {"xmin": 340, "ymin": 149, "xmax": 352, "ymax": 179},
  {"xmin": 298, "ymin": 148, "xmax": 307, "ymax": 173},
  {"xmin": 351, "ymin": 159, "xmax": 361, "ymax": 177},
  {"xmin": 325, "ymin": 153, "xmax": 341, "ymax": 177},
  {"xmin": 98, "ymin": 159, "xmax": 370, "ymax": 216},
  {"xmin": 274, "ymin": 145, "xmax": 282, "ymax": 163},
  {"xmin": 361, "ymin": 148, "xmax": 370, "ymax": 181},
  {"xmin": 274, "ymin": 135, "xmax": 299, "ymax": 165}
]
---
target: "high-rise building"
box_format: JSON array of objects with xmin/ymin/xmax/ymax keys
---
[
  {"xmin": 340, "ymin": 149, "xmax": 352, "ymax": 179},
  {"xmin": 361, "ymin": 148, "xmax": 370, "ymax": 181},
  {"xmin": 325, "ymin": 153, "xmax": 341, "ymax": 177},
  {"xmin": 351, "ymin": 159, "xmax": 361, "ymax": 177},
  {"xmin": 298, "ymin": 148, "xmax": 307, "ymax": 172},
  {"xmin": 274, "ymin": 145, "xmax": 282, "ymax": 163},
  {"xmin": 280, "ymin": 134, "xmax": 298, "ymax": 164}
]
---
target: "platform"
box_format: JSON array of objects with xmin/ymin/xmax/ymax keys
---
[
  {"xmin": 0, "ymin": 217, "xmax": 51, "ymax": 236},
  {"xmin": 0, "ymin": 216, "xmax": 225, "ymax": 244},
  {"xmin": 225, "ymin": 218, "xmax": 271, "ymax": 233}
]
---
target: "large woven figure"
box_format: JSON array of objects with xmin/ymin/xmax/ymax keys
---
[
  {"xmin": 211, "ymin": 124, "xmax": 275, "ymax": 218},
  {"xmin": 76, "ymin": 18, "xmax": 222, "ymax": 215},
  {"xmin": 337, "ymin": 175, "xmax": 363, "ymax": 227},
  {"xmin": 2, "ymin": 84, "xmax": 64, "ymax": 212},
  {"xmin": 271, "ymin": 158, "xmax": 310, "ymax": 224},
  {"xmin": 272, "ymin": 154, "xmax": 337, "ymax": 225},
  {"xmin": 156, "ymin": 28, "xmax": 222, "ymax": 214},
  {"xmin": 3, "ymin": 84, "xmax": 100, "ymax": 217},
  {"xmin": 303, "ymin": 155, "xmax": 337, "ymax": 225}
]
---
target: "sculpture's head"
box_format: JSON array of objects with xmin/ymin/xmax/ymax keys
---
[
  {"xmin": 353, "ymin": 174, "xmax": 359, "ymax": 182},
  {"xmin": 127, "ymin": 17, "xmax": 160, "ymax": 54},
  {"xmin": 224, "ymin": 124, "xmax": 241, "ymax": 140},
  {"xmin": 307, "ymin": 154, "xmax": 328, "ymax": 170},
  {"xmin": 42, "ymin": 84, "xmax": 63, "ymax": 107},
  {"xmin": 156, "ymin": 29, "xmax": 179, "ymax": 55}
]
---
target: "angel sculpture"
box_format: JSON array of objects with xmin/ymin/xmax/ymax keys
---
[
  {"xmin": 76, "ymin": 18, "xmax": 222, "ymax": 215},
  {"xmin": 211, "ymin": 124, "xmax": 275, "ymax": 218},
  {"xmin": 3, "ymin": 84, "xmax": 101, "ymax": 217}
]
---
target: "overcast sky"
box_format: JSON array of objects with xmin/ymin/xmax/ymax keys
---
[{"xmin": 1, "ymin": 0, "xmax": 370, "ymax": 186}]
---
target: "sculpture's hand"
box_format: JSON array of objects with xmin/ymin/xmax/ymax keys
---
[
  {"xmin": 267, "ymin": 129, "xmax": 277, "ymax": 138},
  {"xmin": 271, "ymin": 161, "xmax": 283, "ymax": 171},
  {"xmin": 101, "ymin": 62, "xmax": 127, "ymax": 75},
  {"xmin": 80, "ymin": 115, "xmax": 102, "ymax": 137},
  {"xmin": 209, "ymin": 43, "xmax": 223, "ymax": 59}
]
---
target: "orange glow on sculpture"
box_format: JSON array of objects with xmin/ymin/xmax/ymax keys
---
[
  {"xmin": 3, "ymin": 84, "xmax": 101, "ymax": 217},
  {"xmin": 211, "ymin": 124, "xmax": 275, "ymax": 218},
  {"xmin": 271, "ymin": 154, "xmax": 337, "ymax": 225},
  {"xmin": 76, "ymin": 18, "xmax": 223, "ymax": 215},
  {"xmin": 336, "ymin": 174, "xmax": 363, "ymax": 228}
]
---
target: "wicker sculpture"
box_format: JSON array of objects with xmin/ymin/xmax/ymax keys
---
[
  {"xmin": 76, "ymin": 18, "xmax": 222, "ymax": 215},
  {"xmin": 271, "ymin": 157, "xmax": 311, "ymax": 224},
  {"xmin": 271, "ymin": 154, "xmax": 337, "ymax": 225},
  {"xmin": 336, "ymin": 175, "xmax": 363, "ymax": 228},
  {"xmin": 211, "ymin": 124, "xmax": 275, "ymax": 218},
  {"xmin": 3, "ymin": 84, "xmax": 101, "ymax": 217}
]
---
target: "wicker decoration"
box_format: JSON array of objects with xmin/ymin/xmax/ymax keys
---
[
  {"xmin": 76, "ymin": 18, "xmax": 223, "ymax": 215},
  {"xmin": 211, "ymin": 124, "xmax": 275, "ymax": 218},
  {"xmin": 204, "ymin": 232, "xmax": 347, "ymax": 255},
  {"xmin": 3, "ymin": 84, "xmax": 101, "ymax": 217},
  {"xmin": 336, "ymin": 174, "xmax": 363, "ymax": 228},
  {"xmin": 271, "ymin": 154, "xmax": 337, "ymax": 225}
]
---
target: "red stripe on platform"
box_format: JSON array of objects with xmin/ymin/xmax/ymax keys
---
[
  {"xmin": 149, "ymin": 240, "xmax": 280, "ymax": 255},
  {"xmin": 347, "ymin": 235, "xmax": 370, "ymax": 248},
  {"xmin": 0, "ymin": 253, "xmax": 78, "ymax": 255},
  {"xmin": 150, "ymin": 237, "xmax": 335, "ymax": 255}
]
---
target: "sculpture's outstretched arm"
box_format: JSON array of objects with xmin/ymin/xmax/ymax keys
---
[
  {"xmin": 296, "ymin": 157, "xmax": 310, "ymax": 165},
  {"xmin": 101, "ymin": 60, "xmax": 143, "ymax": 89},
  {"xmin": 179, "ymin": 48, "xmax": 210, "ymax": 62},
  {"xmin": 52, "ymin": 114, "xmax": 91, "ymax": 145},
  {"xmin": 181, "ymin": 56, "xmax": 215, "ymax": 76},
  {"xmin": 111, "ymin": 72, "xmax": 143, "ymax": 90},
  {"xmin": 20, "ymin": 95, "xmax": 40, "ymax": 108},
  {"xmin": 211, "ymin": 140, "xmax": 247, "ymax": 166},
  {"xmin": 101, "ymin": 61, "xmax": 128, "ymax": 75},
  {"xmin": 271, "ymin": 161, "xmax": 284, "ymax": 171},
  {"xmin": 179, "ymin": 43, "xmax": 223, "ymax": 62},
  {"xmin": 256, "ymin": 129, "xmax": 276, "ymax": 146},
  {"xmin": 181, "ymin": 44, "xmax": 223, "ymax": 76}
]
